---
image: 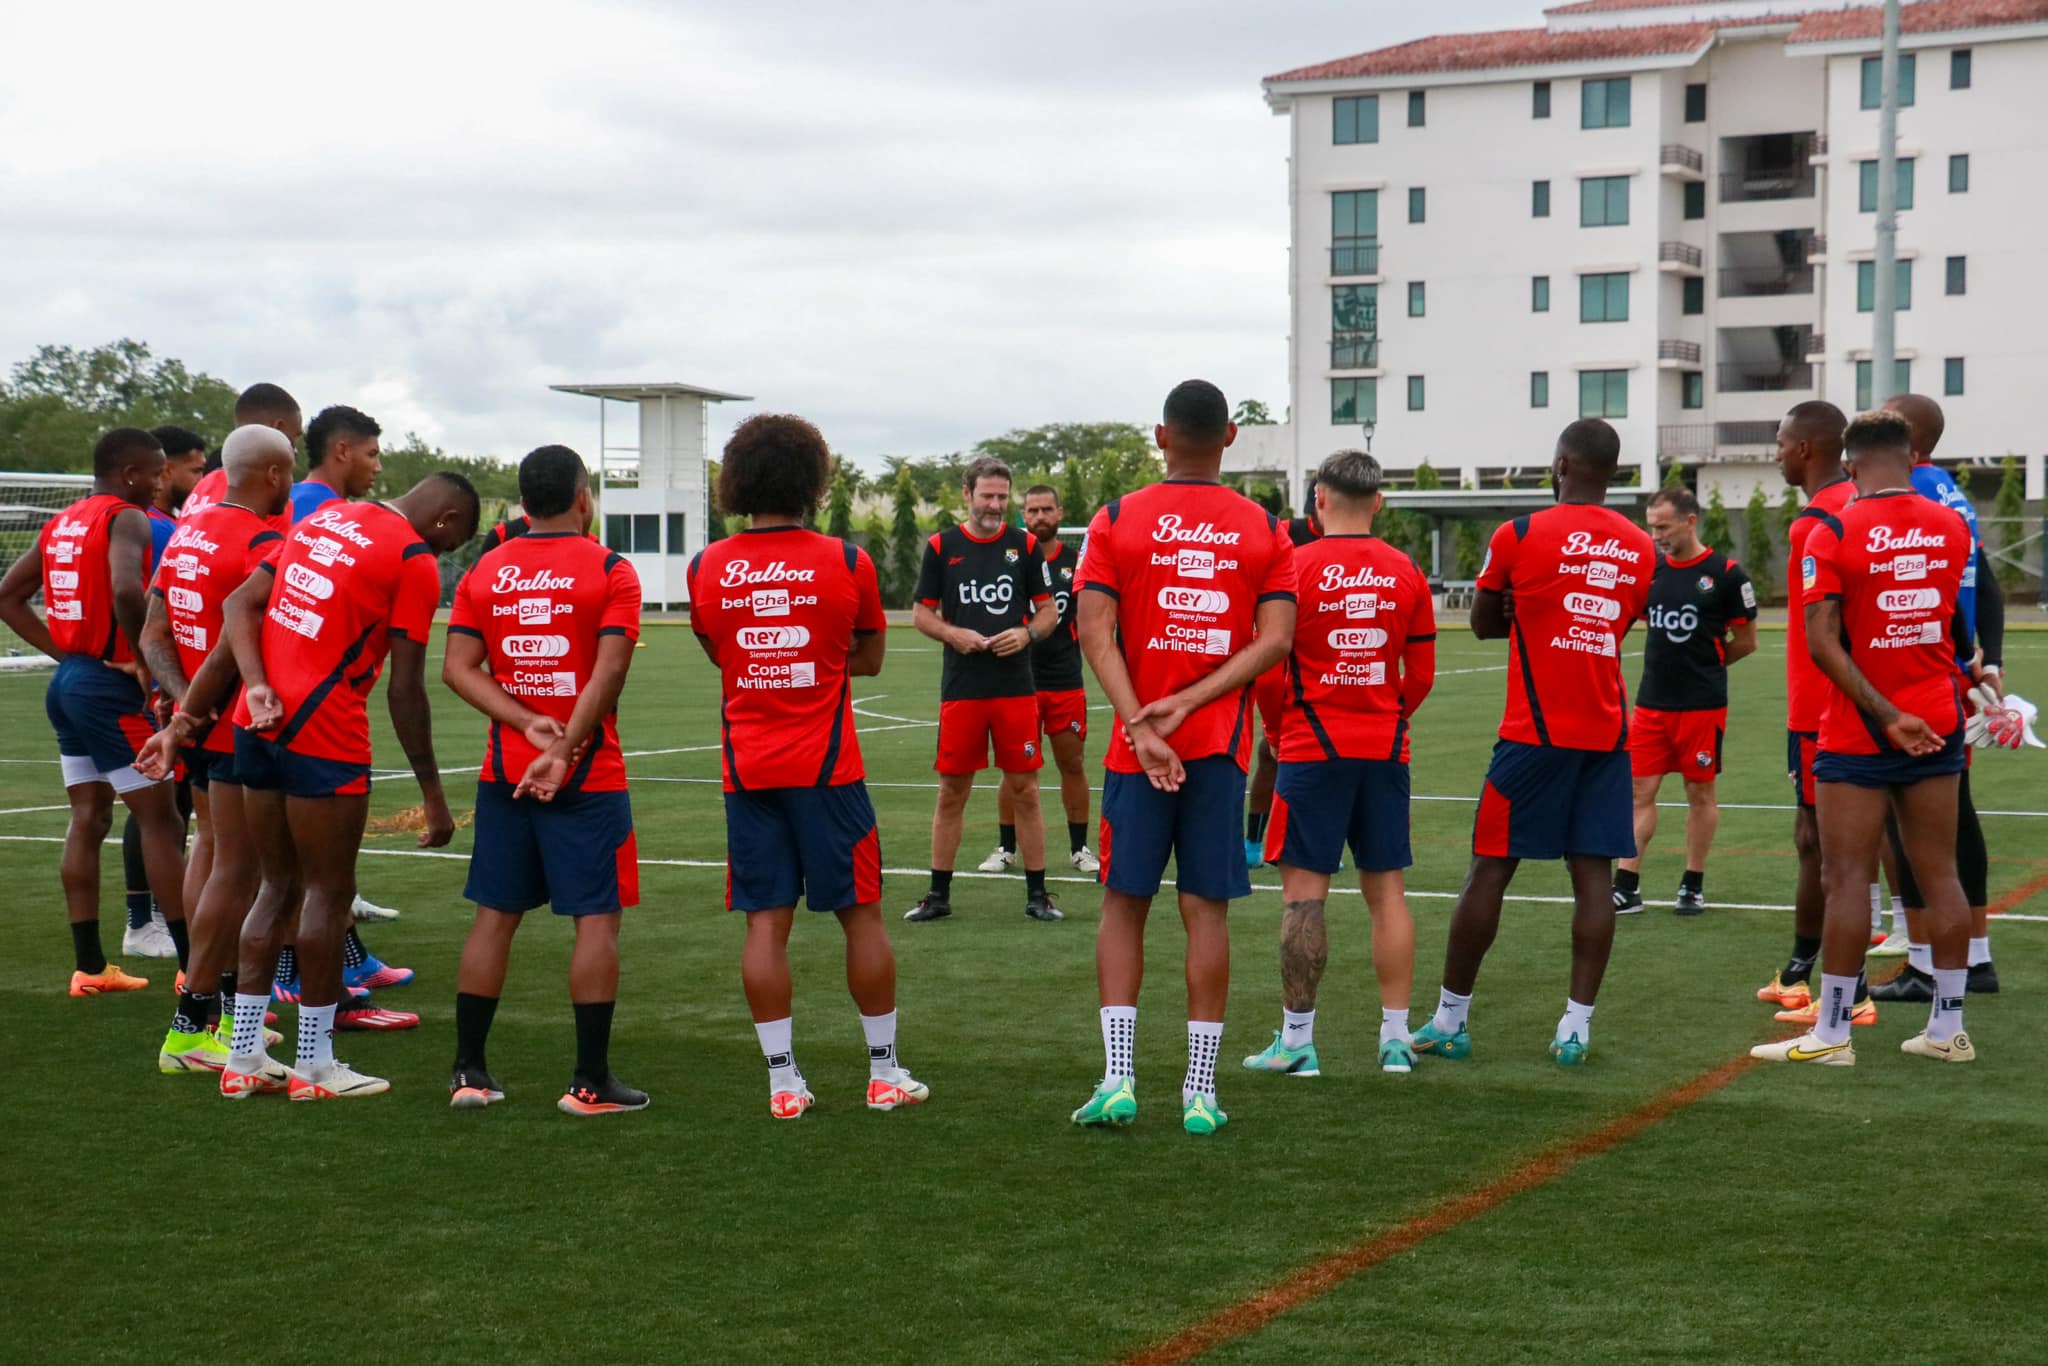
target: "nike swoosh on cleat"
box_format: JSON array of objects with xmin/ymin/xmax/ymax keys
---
[{"xmin": 1784, "ymin": 1044, "xmax": 1846, "ymax": 1061}]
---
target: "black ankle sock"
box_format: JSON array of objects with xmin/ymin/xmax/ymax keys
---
[
  {"xmin": 275, "ymin": 945, "xmax": 298, "ymax": 982},
  {"xmin": 71, "ymin": 920, "xmax": 107, "ymax": 975},
  {"xmin": 1784, "ymin": 935, "xmax": 1822, "ymax": 983},
  {"xmin": 219, "ymin": 970, "xmax": 238, "ymax": 1000},
  {"xmin": 999, "ymin": 823, "xmax": 1017, "ymax": 855},
  {"xmin": 455, "ymin": 992, "xmax": 500, "ymax": 1070},
  {"xmin": 1246, "ymin": 811, "xmax": 1268, "ymax": 842},
  {"xmin": 573, "ymin": 1000, "xmax": 615, "ymax": 1082},
  {"xmin": 1069, "ymin": 821, "xmax": 1088, "ymax": 854},
  {"xmin": 930, "ymin": 869, "xmax": 953, "ymax": 900},
  {"xmin": 165, "ymin": 918, "xmax": 190, "ymax": 971},
  {"xmin": 1854, "ymin": 969, "xmax": 1868, "ymax": 1000},
  {"xmin": 1681, "ymin": 869, "xmax": 1704, "ymax": 893},
  {"xmin": 173, "ymin": 989, "xmax": 214, "ymax": 1035},
  {"xmin": 343, "ymin": 927, "xmax": 368, "ymax": 968},
  {"xmin": 124, "ymin": 891, "xmax": 152, "ymax": 933},
  {"xmin": 1614, "ymin": 869, "xmax": 1640, "ymax": 894},
  {"xmin": 1026, "ymin": 868, "xmax": 1047, "ymax": 897}
]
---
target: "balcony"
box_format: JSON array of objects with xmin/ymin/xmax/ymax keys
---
[
  {"xmin": 1330, "ymin": 239, "xmax": 1380, "ymax": 277},
  {"xmin": 1718, "ymin": 229, "xmax": 1818, "ymax": 297},
  {"xmin": 1807, "ymin": 234, "xmax": 1827, "ymax": 261},
  {"xmin": 1805, "ymin": 332, "xmax": 1826, "ymax": 359},
  {"xmin": 1660, "ymin": 143, "xmax": 1705, "ymax": 179},
  {"xmin": 1719, "ymin": 263, "xmax": 1815, "ymax": 297},
  {"xmin": 1659, "ymin": 424, "xmax": 1714, "ymax": 459},
  {"xmin": 1657, "ymin": 241, "xmax": 1703, "ymax": 274},
  {"xmin": 1718, "ymin": 361, "xmax": 1814, "ymax": 392},
  {"xmin": 1719, "ymin": 132, "xmax": 1819, "ymax": 202},
  {"xmin": 1329, "ymin": 334, "xmax": 1379, "ymax": 369},
  {"xmin": 1658, "ymin": 339, "xmax": 1702, "ymax": 366},
  {"xmin": 1716, "ymin": 420, "xmax": 1782, "ymax": 447}
]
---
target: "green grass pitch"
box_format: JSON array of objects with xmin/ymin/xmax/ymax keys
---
[{"xmin": 5, "ymin": 626, "xmax": 2048, "ymax": 1364}]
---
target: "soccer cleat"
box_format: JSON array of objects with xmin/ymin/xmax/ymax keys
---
[
  {"xmin": 1755, "ymin": 972, "xmax": 1812, "ymax": 1010},
  {"xmin": 1411, "ymin": 1020, "xmax": 1471, "ymax": 1060},
  {"xmin": 1071, "ymin": 1075, "xmax": 1137, "ymax": 1127},
  {"xmin": 1070, "ymin": 847, "xmax": 1100, "ymax": 874},
  {"xmin": 1379, "ymin": 1037, "xmax": 1418, "ymax": 1074},
  {"xmin": 1900, "ymin": 1031, "xmax": 1976, "ymax": 1063},
  {"xmin": 1611, "ymin": 886, "xmax": 1644, "ymax": 915},
  {"xmin": 449, "ymin": 1065, "xmax": 506, "ymax": 1109},
  {"xmin": 288, "ymin": 1062, "xmax": 390, "ymax": 1100},
  {"xmin": 865, "ymin": 1068, "xmax": 929, "ymax": 1111},
  {"xmin": 558, "ymin": 1075, "xmax": 651, "ymax": 1116},
  {"xmin": 1024, "ymin": 889, "xmax": 1063, "ymax": 922},
  {"xmin": 342, "ymin": 951, "xmax": 414, "ymax": 991},
  {"xmin": 1774, "ymin": 996, "xmax": 1877, "ymax": 1027},
  {"xmin": 271, "ymin": 978, "xmax": 368, "ymax": 1005},
  {"xmin": 1182, "ymin": 1093, "xmax": 1228, "ymax": 1136},
  {"xmin": 121, "ymin": 919, "xmax": 177, "ymax": 960},
  {"xmin": 1244, "ymin": 838, "xmax": 1265, "ymax": 870},
  {"xmin": 769, "ymin": 1083, "xmax": 816, "ymax": 1120},
  {"xmin": 975, "ymin": 846, "xmax": 1014, "ymax": 873},
  {"xmin": 219, "ymin": 1055, "xmax": 291, "ymax": 1098},
  {"xmin": 350, "ymin": 892, "xmax": 400, "ymax": 923},
  {"xmin": 336, "ymin": 996, "xmax": 420, "ymax": 1031},
  {"xmin": 1549, "ymin": 1032, "xmax": 1589, "ymax": 1067},
  {"xmin": 215, "ymin": 1019, "xmax": 283, "ymax": 1050},
  {"xmin": 1750, "ymin": 1030, "xmax": 1856, "ymax": 1065},
  {"xmin": 70, "ymin": 964, "xmax": 150, "ymax": 997},
  {"xmin": 1871, "ymin": 967, "xmax": 1934, "ymax": 1003},
  {"xmin": 1869, "ymin": 932, "xmax": 1911, "ymax": 959},
  {"xmin": 1967, "ymin": 962, "xmax": 2000, "ymax": 995},
  {"xmin": 1242, "ymin": 1030, "xmax": 1321, "ymax": 1077},
  {"xmin": 1869, "ymin": 928, "xmax": 1889, "ymax": 948},
  {"xmin": 1674, "ymin": 887, "xmax": 1707, "ymax": 917},
  {"xmin": 159, "ymin": 1027, "xmax": 232, "ymax": 1074},
  {"xmin": 903, "ymin": 895, "xmax": 952, "ymax": 923},
  {"xmin": 173, "ymin": 970, "xmax": 185, "ymax": 993}
]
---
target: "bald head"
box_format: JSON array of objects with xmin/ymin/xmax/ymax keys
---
[
  {"xmin": 222, "ymin": 423, "xmax": 295, "ymax": 517},
  {"xmin": 1881, "ymin": 393, "xmax": 1945, "ymax": 460}
]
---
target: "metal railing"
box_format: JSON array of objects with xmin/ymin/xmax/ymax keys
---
[
  {"xmin": 1805, "ymin": 332, "xmax": 1826, "ymax": 356},
  {"xmin": 1807, "ymin": 234, "xmax": 1828, "ymax": 258},
  {"xmin": 1717, "ymin": 363, "xmax": 1814, "ymax": 392},
  {"xmin": 1658, "ymin": 241, "xmax": 1703, "ymax": 268},
  {"xmin": 1658, "ymin": 339, "xmax": 1701, "ymax": 363},
  {"xmin": 1718, "ymin": 263, "xmax": 1815, "ymax": 297},
  {"xmin": 1658, "ymin": 424, "xmax": 1714, "ymax": 458},
  {"xmin": 1715, "ymin": 420, "xmax": 1782, "ymax": 445},
  {"xmin": 1330, "ymin": 240, "xmax": 1380, "ymax": 276},
  {"xmin": 1660, "ymin": 143, "xmax": 1704, "ymax": 173},
  {"xmin": 1812, "ymin": 132, "xmax": 1829, "ymax": 155},
  {"xmin": 1330, "ymin": 334, "xmax": 1380, "ymax": 369},
  {"xmin": 1719, "ymin": 167, "xmax": 1816, "ymax": 202}
]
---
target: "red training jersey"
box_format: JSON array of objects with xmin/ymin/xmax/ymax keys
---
[
  {"xmin": 149, "ymin": 504, "xmax": 285, "ymax": 754},
  {"xmin": 1282, "ymin": 534, "xmax": 1437, "ymax": 763},
  {"xmin": 1074, "ymin": 479, "xmax": 1298, "ymax": 773},
  {"xmin": 1476, "ymin": 504, "xmax": 1653, "ymax": 752},
  {"xmin": 1805, "ymin": 489, "xmax": 1969, "ymax": 757},
  {"xmin": 1784, "ymin": 476, "xmax": 1857, "ymax": 734},
  {"xmin": 688, "ymin": 526, "xmax": 886, "ymax": 792},
  {"xmin": 39, "ymin": 493, "xmax": 147, "ymax": 664},
  {"xmin": 448, "ymin": 533, "xmax": 642, "ymax": 792},
  {"xmin": 230, "ymin": 502, "xmax": 442, "ymax": 763},
  {"xmin": 182, "ymin": 469, "xmax": 292, "ymax": 537}
]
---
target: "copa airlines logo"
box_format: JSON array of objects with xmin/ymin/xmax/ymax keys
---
[
  {"xmin": 1867, "ymin": 526, "xmax": 1947, "ymax": 553},
  {"xmin": 1561, "ymin": 531, "xmax": 1643, "ymax": 561},
  {"xmin": 1158, "ymin": 586, "xmax": 1230, "ymax": 613},
  {"xmin": 492, "ymin": 566, "xmax": 577, "ymax": 594},
  {"xmin": 1151, "ymin": 515, "xmax": 1242, "ymax": 546},
  {"xmin": 1318, "ymin": 564, "xmax": 1398, "ymax": 592},
  {"xmin": 719, "ymin": 559, "xmax": 817, "ymax": 588},
  {"xmin": 1327, "ymin": 627, "xmax": 1389, "ymax": 650},
  {"xmin": 503, "ymin": 634, "xmax": 571, "ymax": 658},
  {"xmin": 284, "ymin": 563, "xmax": 335, "ymax": 600},
  {"xmin": 1877, "ymin": 588, "xmax": 1941, "ymax": 612},
  {"xmin": 737, "ymin": 626, "xmax": 811, "ymax": 650},
  {"xmin": 1564, "ymin": 592, "xmax": 1623, "ymax": 622},
  {"xmin": 304, "ymin": 508, "xmax": 375, "ymax": 547}
]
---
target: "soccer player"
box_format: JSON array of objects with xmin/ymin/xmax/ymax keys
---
[
  {"xmin": 1413, "ymin": 419, "xmax": 1652, "ymax": 1067},
  {"xmin": 905, "ymin": 457, "xmax": 1061, "ymax": 923},
  {"xmin": 1611, "ymin": 487, "xmax": 1757, "ymax": 916},
  {"xmin": 444, "ymin": 446, "xmax": 648, "ymax": 1115},
  {"xmin": 155, "ymin": 473, "xmax": 479, "ymax": 1098},
  {"xmin": 182, "ymin": 383, "xmax": 302, "ymax": 529},
  {"xmin": 137, "ymin": 424, "xmax": 295, "ymax": 1072},
  {"xmin": 983, "ymin": 483, "xmax": 1099, "ymax": 875},
  {"xmin": 1069, "ymin": 379, "xmax": 1297, "ymax": 1136},
  {"xmin": 1752, "ymin": 409, "xmax": 1977, "ymax": 1065},
  {"xmin": 1241, "ymin": 450, "xmax": 1434, "ymax": 1078},
  {"xmin": 689, "ymin": 413, "xmax": 926, "ymax": 1120},
  {"xmin": 1245, "ymin": 501, "xmax": 1322, "ymax": 868}
]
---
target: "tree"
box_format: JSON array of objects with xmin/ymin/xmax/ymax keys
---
[
  {"xmin": 1454, "ymin": 518, "xmax": 1486, "ymax": 578},
  {"xmin": 1662, "ymin": 459, "xmax": 1688, "ymax": 490},
  {"xmin": 1743, "ymin": 484, "xmax": 1774, "ymax": 596},
  {"xmin": 1701, "ymin": 485, "xmax": 1732, "ymax": 554},
  {"xmin": 825, "ymin": 458, "xmax": 855, "ymax": 540},
  {"xmin": 1993, "ymin": 455, "xmax": 2026, "ymax": 590},
  {"xmin": 0, "ymin": 339, "xmax": 239, "ymax": 472},
  {"xmin": 888, "ymin": 465, "xmax": 924, "ymax": 608},
  {"xmin": 1412, "ymin": 460, "xmax": 1443, "ymax": 491},
  {"xmin": 704, "ymin": 461, "xmax": 728, "ymax": 545},
  {"xmin": 1777, "ymin": 484, "xmax": 1800, "ymax": 541},
  {"xmin": 370, "ymin": 433, "xmax": 519, "ymax": 503},
  {"xmin": 860, "ymin": 510, "xmax": 888, "ymax": 567},
  {"xmin": 1060, "ymin": 459, "xmax": 1091, "ymax": 526},
  {"xmin": 1232, "ymin": 398, "xmax": 1275, "ymax": 426}
]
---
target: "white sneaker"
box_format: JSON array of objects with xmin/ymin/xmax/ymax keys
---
[
  {"xmin": 1069, "ymin": 847, "xmax": 1100, "ymax": 873},
  {"xmin": 121, "ymin": 919, "xmax": 177, "ymax": 959},
  {"xmin": 1748, "ymin": 1030, "xmax": 1855, "ymax": 1066},
  {"xmin": 351, "ymin": 892, "xmax": 401, "ymax": 923},
  {"xmin": 287, "ymin": 1061, "xmax": 391, "ymax": 1100},
  {"xmin": 975, "ymin": 846, "xmax": 1015, "ymax": 873},
  {"xmin": 865, "ymin": 1067, "xmax": 929, "ymax": 1110},
  {"xmin": 1868, "ymin": 931, "xmax": 1911, "ymax": 958}
]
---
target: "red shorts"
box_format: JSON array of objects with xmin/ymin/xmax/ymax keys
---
[
  {"xmin": 1787, "ymin": 729, "xmax": 1819, "ymax": 808},
  {"xmin": 1254, "ymin": 665, "xmax": 1289, "ymax": 750},
  {"xmin": 936, "ymin": 696, "xmax": 1043, "ymax": 775},
  {"xmin": 1037, "ymin": 688, "xmax": 1088, "ymax": 741},
  {"xmin": 1630, "ymin": 706, "xmax": 1725, "ymax": 780}
]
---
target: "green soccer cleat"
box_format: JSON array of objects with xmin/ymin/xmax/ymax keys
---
[
  {"xmin": 1241, "ymin": 1031, "xmax": 1321, "ymax": 1077},
  {"xmin": 1412, "ymin": 1020, "xmax": 1471, "ymax": 1060},
  {"xmin": 1071, "ymin": 1076, "xmax": 1137, "ymax": 1127},
  {"xmin": 1379, "ymin": 1037, "xmax": 1418, "ymax": 1074},
  {"xmin": 1549, "ymin": 1032, "xmax": 1589, "ymax": 1067},
  {"xmin": 1182, "ymin": 1093, "xmax": 1228, "ymax": 1136},
  {"xmin": 159, "ymin": 1026, "xmax": 231, "ymax": 1074}
]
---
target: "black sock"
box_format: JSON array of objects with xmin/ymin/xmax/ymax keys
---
[
  {"xmin": 1854, "ymin": 969, "xmax": 1869, "ymax": 1001},
  {"xmin": 1784, "ymin": 935, "xmax": 1822, "ymax": 982},
  {"xmin": 930, "ymin": 869, "xmax": 953, "ymax": 900},
  {"xmin": 999, "ymin": 823, "xmax": 1017, "ymax": 855},
  {"xmin": 215, "ymin": 971, "xmax": 237, "ymax": 1028},
  {"xmin": 1246, "ymin": 811, "xmax": 1268, "ymax": 842},
  {"xmin": 165, "ymin": 917, "xmax": 190, "ymax": 971},
  {"xmin": 124, "ymin": 890, "xmax": 152, "ymax": 933},
  {"xmin": 173, "ymin": 988, "xmax": 214, "ymax": 1035},
  {"xmin": 1069, "ymin": 821, "xmax": 1088, "ymax": 854},
  {"xmin": 1681, "ymin": 869, "xmax": 1704, "ymax": 894},
  {"xmin": 455, "ymin": 992, "xmax": 500, "ymax": 1070},
  {"xmin": 1614, "ymin": 869, "xmax": 1640, "ymax": 894},
  {"xmin": 343, "ymin": 927, "xmax": 368, "ymax": 968},
  {"xmin": 1026, "ymin": 868, "xmax": 1047, "ymax": 897},
  {"xmin": 70, "ymin": 920, "xmax": 107, "ymax": 974},
  {"xmin": 573, "ymin": 1000, "xmax": 615, "ymax": 1083},
  {"xmin": 276, "ymin": 945, "xmax": 298, "ymax": 982}
]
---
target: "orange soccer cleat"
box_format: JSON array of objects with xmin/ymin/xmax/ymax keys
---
[
  {"xmin": 1774, "ymin": 995, "xmax": 1878, "ymax": 1028},
  {"xmin": 1755, "ymin": 972, "xmax": 1812, "ymax": 1011},
  {"xmin": 70, "ymin": 964, "xmax": 151, "ymax": 997}
]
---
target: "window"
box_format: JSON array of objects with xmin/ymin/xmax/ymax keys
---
[
  {"xmin": 604, "ymin": 514, "xmax": 629, "ymax": 552},
  {"xmin": 633, "ymin": 514, "xmax": 659, "ymax": 552},
  {"xmin": 1582, "ymin": 77, "xmax": 1631, "ymax": 128},
  {"xmin": 605, "ymin": 514, "xmax": 664, "ymax": 554},
  {"xmin": 1682, "ymin": 372, "xmax": 1704, "ymax": 409},
  {"xmin": 1855, "ymin": 358, "xmax": 1912, "ymax": 411},
  {"xmin": 1334, "ymin": 95, "xmax": 1378, "ymax": 145},
  {"xmin": 1946, "ymin": 256, "xmax": 1966, "ymax": 295},
  {"xmin": 1858, "ymin": 157, "xmax": 1915, "ymax": 212},
  {"xmin": 1531, "ymin": 371, "xmax": 1550, "ymax": 408},
  {"xmin": 1684, "ymin": 83, "xmax": 1707, "ymax": 122},
  {"xmin": 1408, "ymin": 186, "xmax": 1426, "ymax": 224},
  {"xmin": 1951, "ymin": 48, "xmax": 1972, "ymax": 90},
  {"xmin": 1580, "ymin": 175, "xmax": 1629, "ymax": 226},
  {"xmin": 1532, "ymin": 179, "xmax": 1551, "ymax": 217},
  {"xmin": 1533, "ymin": 80, "xmax": 1551, "ymax": 119},
  {"xmin": 1532, "ymin": 275, "xmax": 1551, "ymax": 312},
  {"xmin": 1407, "ymin": 375, "xmax": 1426, "ymax": 411},
  {"xmin": 1855, "ymin": 259, "xmax": 1913, "ymax": 311},
  {"xmin": 1331, "ymin": 190, "xmax": 1378, "ymax": 274},
  {"xmin": 1683, "ymin": 180, "xmax": 1705, "ymax": 219},
  {"xmin": 666, "ymin": 512, "xmax": 686, "ymax": 555},
  {"xmin": 1861, "ymin": 52, "xmax": 1916, "ymax": 109},
  {"xmin": 1331, "ymin": 377, "xmax": 1377, "ymax": 424},
  {"xmin": 1332, "ymin": 284, "xmax": 1378, "ymax": 366},
  {"xmin": 1949, "ymin": 153, "xmax": 1969, "ymax": 193},
  {"xmin": 1408, "ymin": 281, "xmax": 1425, "ymax": 316},
  {"xmin": 1682, "ymin": 276, "xmax": 1704, "ymax": 315},
  {"xmin": 1579, "ymin": 369, "xmax": 1628, "ymax": 418},
  {"xmin": 1579, "ymin": 271, "xmax": 1630, "ymax": 322},
  {"xmin": 1408, "ymin": 90, "xmax": 1426, "ymax": 127},
  {"xmin": 1945, "ymin": 357, "xmax": 1966, "ymax": 395}
]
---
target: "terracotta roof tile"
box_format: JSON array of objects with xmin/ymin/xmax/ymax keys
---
[
  {"xmin": 1788, "ymin": 0, "xmax": 2048, "ymax": 41},
  {"xmin": 1266, "ymin": 22, "xmax": 1714, "ymax": 83},
  {"xmin": 1547, "ymin": 0, "xmax": 1739, "ymax": 12}
]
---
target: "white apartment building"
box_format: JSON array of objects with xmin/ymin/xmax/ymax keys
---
[{"xmin": 1249, "ymin": 0, "xmax": 2048, "ymax": 515}]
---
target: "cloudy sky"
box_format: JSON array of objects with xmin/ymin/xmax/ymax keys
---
[{"xmin": 0, "ymin": 0, "xmax": 1534, "ymax": 470}]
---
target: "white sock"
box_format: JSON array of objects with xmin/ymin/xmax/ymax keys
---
[
  {"xmin": 1928, "ymin": 967, "xmax": 1967, "ymax": 1042},
  {"xmin": 1558, "ymin": 998, "xmax": 1594, "ymax": 1045},
  {"xmin": 1868, "ymin": 882, "xmax": 1883, "ymax": 915},
  {"xmin": 754, "ymin": 1017, "xmax": 802, "ymax": 1093},
  {"xmin": 1281, "ymin": 1009, "xmax": 1315, "ymax": 1050},
  {"xmin": 1380, "ymin": 1007, "xmax": 1411, "ymax": 1046},
  {"xmin": 296, "ymin": 1003, "xmax": 335, "ymax": 1071},
  {"xmin": 1890, "ymin": 895, "xmax": 1906, "ymax": 931},
  {"xmin": 1815, "ymin": 973, "xmax": 1859, "ymax": 1046},
  {"xmin": 1183, "ymin": 1020, "xmax": 1222, "ymax": 1103},
  {"xmin": 1100, "ymin": 1006, "xmax": 1136, "ymax": 1083},
  {"xmin": 861, "ymin": 1010, "xmax": 899, "ymax": 1078},
  {"xmin": 1968, "ymin": 936, "xmax": 1991, "ymax": 967},
  {"xmin": 1431, "ymin": 987, "xmax": 1472, "ymax": 1036},
  {"xmin": 230, "ymin": 992, "xmax": 271, "ymax": 1061},
  {"xmin": 1907, "ymin": 940, "xmax": 1933, "ymax": 974}
]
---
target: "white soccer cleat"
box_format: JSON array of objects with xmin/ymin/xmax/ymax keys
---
[
  {"xmin": 1901, "ymin": 1030, "xmax": 1976, "ymax": 1063},
  {"xmin": 1868, "ymin": 932, "xmax": 1911, "ymax": 959},
  {"xmin": 351, "ymin": 892, "xmax": 400, "ymax": 923},
  {"xmin": 975, "ymin": 846, "xmax": 1015, "ymax": 873},
  {"xmin": 1069, "ymin": 847, "xmax": 1100, "ymax": 874},
  {"xmin": 288, "ymin": 1061, "xmax": 391, "ymax": 1100},
  {"xmin": 121, "ymin": 919, "xmax": 177, "ymax": 960},
  {"xmin": 1749, "ymin": 1031, "xmax": 1855, "ymax": 1066},
  {"xmin": 865, "ymin": 1068, "xmax": 929, "ymax": 1110}
]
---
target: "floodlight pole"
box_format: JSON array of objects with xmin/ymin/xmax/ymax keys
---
[{"xmin": 1871, "ymin": 0, "xmax": 1902, "ymax": 407}]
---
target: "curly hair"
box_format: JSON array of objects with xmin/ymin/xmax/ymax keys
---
[{"xmin": 719, "ymin": 414, "xmax": 831, "ymax": 518}]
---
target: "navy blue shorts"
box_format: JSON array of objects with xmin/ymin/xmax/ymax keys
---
[
  {"xmin": 233, "ymin": 728, "xmax": 371, "ymax": 799},
  {"xmin": 724, "ymin": 782, "xmax": 882, "ymax": 913},
  {"xmin": 1473, "ymin": 739, "xmax": 1633, "ymax": 861},
  {"xmin": 465, "ymin": 781, "xmax": 639, "ymax": 916},
  {"xmin": 1267, "ymin": 758, "xmax": 1412, "ymax": 874},
  {"xmin": 1815, "ymin": 728, "xmax": 1967, "ymax": 790},
  {"xmin": 1100, "ymin": 755, "xmax": 1250, "ymax": 901},
  {"xmin": 46, "ymin": 655, "xmax": 155, "ymax": 772},
  {"xmin": 182, "ymin": 746, "xmax": 242, "ymax": 790}
]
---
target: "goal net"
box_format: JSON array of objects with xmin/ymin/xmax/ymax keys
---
[{"xmin": 0, "ymin": 472, "xmax": 97, "ymax": 670}]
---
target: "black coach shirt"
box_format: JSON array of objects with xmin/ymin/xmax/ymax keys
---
[
  {"xmin": 1636, "ymin": 547, "xmax": 1757, "ymax": 712},
  {"xmin": 1027, "ymin": 539, "xmax": 1084, "ymax": 692},
  {"xmin": 915, "ymin": 522, "xmax": 1052, "ymax": 700},
  {"xmin": 1286, "ymin": 516, "xmax": 1322, "ymax": 548}
]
